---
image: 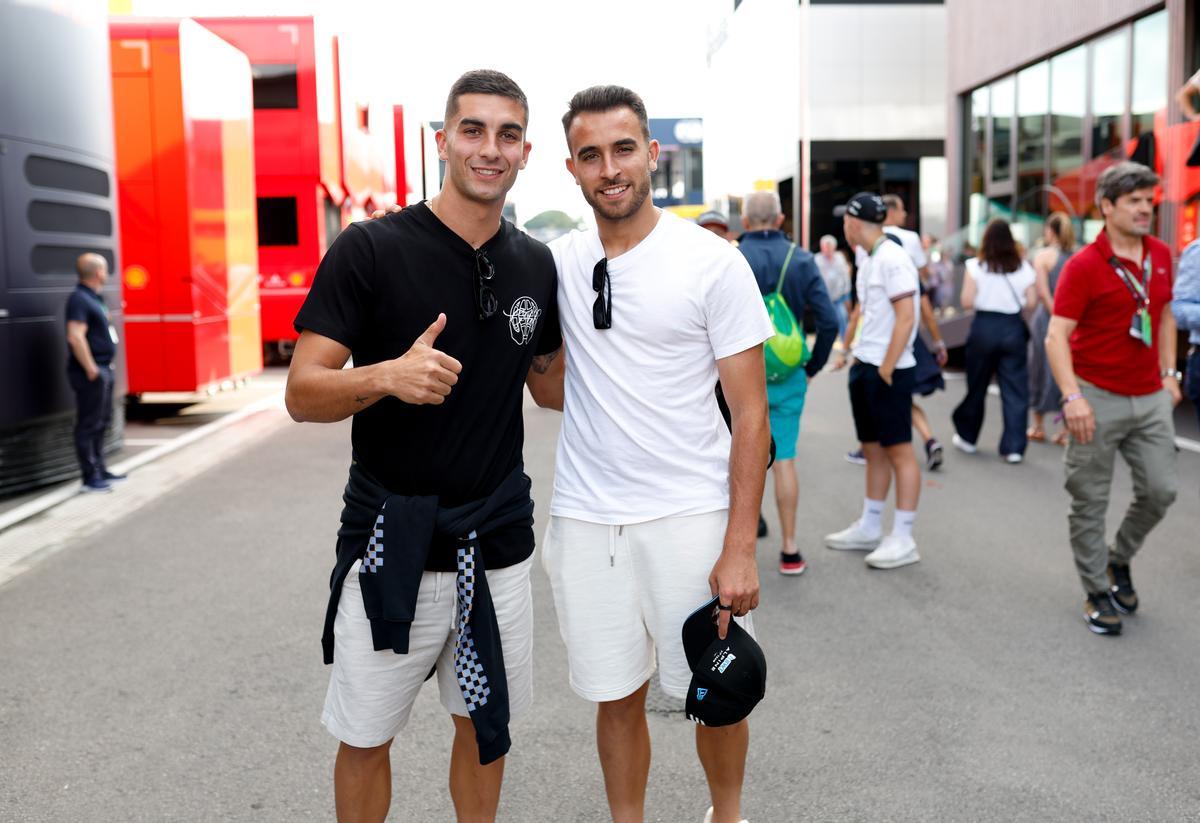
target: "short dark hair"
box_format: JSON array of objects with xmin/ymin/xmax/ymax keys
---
[
  {"xmin": 561, "ymin": 85, "xmax": 650, "ymax": 143},
  {"xmin": 444, "ymin": 69, "xmax": 528, "ymax": 126},
  {"xmin": 978, "ymin": 218, "xmax": 1022, "ymax": 274},
  {"xmin": 1095, "ymin": 161, "xmax": 1159, "ymax": 208}
]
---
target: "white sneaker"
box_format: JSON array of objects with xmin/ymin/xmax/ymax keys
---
[
  {"xmin": 1004, "ymin": 453, "xmax": 1023, "ymax": 464},
  {"xmin": 704, "ymin": 807, "xmax": 748, "ymax": 823},
  {"xmin": 824, "ymin": 520, "xmax": 882, "ymax": 551},
  {"xmin": 952, "ymin": 434, "xmax": 977, "ymax": 454},
  {"xmin": 865, "ymin": 535, "xmax": 920, "ymax": 569}
]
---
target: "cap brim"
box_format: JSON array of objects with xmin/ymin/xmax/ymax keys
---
[{"xmin": 833, "ymin": 205, "xmax": 848, "ymax": 217}]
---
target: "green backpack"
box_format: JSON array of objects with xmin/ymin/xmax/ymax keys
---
[{"xmin": 763, "ymin": 243, "xmax": 810, "ymax": 383}]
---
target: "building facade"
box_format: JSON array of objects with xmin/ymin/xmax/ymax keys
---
[
  {"xmin": 704, "ymin": 0, "xmax": 946, "ymax": 248},
  {"xmin": 946, "ymin": 0, "xmax": 1198, "ymax": 253}
]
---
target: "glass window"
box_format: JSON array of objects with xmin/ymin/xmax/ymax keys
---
[
  {"xmin": 252, "ymin": 64, "xmax": 299, "ymax": 110},
  {"xmin": 257, "ymin": 197, "xmax": 299, "ymax": 246},
  {"xmin": 1090, "ymin": 30, "xmax": 1127, "ymax": 159},
  {"xmin": 651, "ymin": 148, "xmax": 673, "ymax": 202},
  {"xmin": 1050, "ymin": 46, "xmax": 1086, "ymax": 180},
  {"xmin": 1131, "ymin": 10, "xmax": 1168, "ymax": 139},
  {"xmin": 1017, "ymin": 62, "xmax": 1048, "ymax": 218},
  {"xmin": 967, "ymin": 87, "xmax": 988, "ymax": 196},
  {"xmin": 686, "ymin": 147, "xmax": 703, "ymax": 193},
  {"xmin": 322, "ymin": 198, "xmax": 342, "ymax": 253},
  {"xmin": 990, "ymin": 77, "xmax": 1014, "ymax": 184}
]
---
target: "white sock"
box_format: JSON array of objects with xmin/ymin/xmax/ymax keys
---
[
  {"xmin": 892, "ymin": 509, "xmax": 917, "ymax": 539},
  {"xmin": 860, "ymin": 499, "xmax": 885, "ymax": 535}
]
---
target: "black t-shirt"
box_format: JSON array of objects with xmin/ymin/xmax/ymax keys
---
[
  {"xmin": 294, "ymin": 202, "xmax": 561, "ymax": 571},
  {"xmin": 65, "ymin": 284, "xmax": 116, "ymax": 367}
]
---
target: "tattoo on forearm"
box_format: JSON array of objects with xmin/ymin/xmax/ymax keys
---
[
  {"xmin": 530, "ymin": 348, "xmax": 560, "ymax": 375},
  {"xmin": 355, "ymin": 395, "xmax": 368, "ymax": 405}
]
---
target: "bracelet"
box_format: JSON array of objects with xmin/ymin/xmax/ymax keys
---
[
  {"xmin": 932, "ymin": 340, "xmax": 947, "ymax": 350},
  {"xmin": 1061, "ymin": 392, "xmax": 1084, "ymax": 406},
  {"xmin": 1161, "ymin": 369, "xmax": 1182, "ymax": 381}
]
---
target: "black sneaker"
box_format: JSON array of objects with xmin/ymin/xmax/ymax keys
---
[
  {"xmin": 101, "ymin": 470, "xmax": 128, "ymax": 483},
  {"xmin": 1107, "ymin": 563, "xmax": 1138, "ymax": 614},
  {"xmin": 757, "ymin": 515, "xmax": 768, "ymax": 538},
  {"xmin": 81, "ymin": 477, "xmax": 113, "ymax": 494},
  {"xmin": 1084, "ymin": 591, "xmax": 1122, "ymax": 635},
  {"xmin": 925, "ymin": 439, "xmax": 944, "ymax": 471}
]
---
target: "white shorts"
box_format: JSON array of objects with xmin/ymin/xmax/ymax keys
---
[
  {"xmin": 321, "ymin": 555, "xmax": 534, "ymax": 749},
  {"xmin": 541, "ymin": 510, "xmax": 753, "ymax": 702}
]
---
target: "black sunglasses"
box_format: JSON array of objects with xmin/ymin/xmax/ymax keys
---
[
  {"xmin": 592, "ymin": 258, "xmax": 611, "ymax": 330},
  {"xmin": 474, "ymin": 249, "xmax": 498, "ymax": 320}
]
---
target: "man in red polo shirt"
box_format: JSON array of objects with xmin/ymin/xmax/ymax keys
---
[{"xmin": 1046, "ymin": 161, "xmax": 1180, "ymax": 636}]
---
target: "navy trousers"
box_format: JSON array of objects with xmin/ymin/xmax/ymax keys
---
[
  {"xmin": 67, "ymin": 363, "xmax": 114, "ymax": 481},
  {"xmin": 952, "ymin": 311, "xmax": 1030, "ymax": 456}
]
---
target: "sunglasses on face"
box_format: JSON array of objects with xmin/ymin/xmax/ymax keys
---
[
  {"xmin": 474, "ymin": 249, "xmax": 498, "ymax": 320},
  {"xmin": 592, "ymin": 258, "xmax": 611, "ymax": 330}
]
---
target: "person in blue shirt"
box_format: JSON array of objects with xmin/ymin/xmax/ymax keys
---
[
  {"xmin": 1173, "ymin": 238, "xmax": 1200, "ymax": 427},
  {"xmin": 737, "ymin": 190, "xmax": 839, "ymax": 576}
]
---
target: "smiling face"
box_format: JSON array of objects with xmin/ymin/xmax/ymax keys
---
[
  {"xmin": 437, "ymin": 93, "xmax": 530, "ymax": 206},
  {"xmin": 564, "ymin": 106, "xmax": 659, "ymax": 224},
  {"xmin": 1101, "ymin": 187, "xmax": 1155, "ymax": 239}
]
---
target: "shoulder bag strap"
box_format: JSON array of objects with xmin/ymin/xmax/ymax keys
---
[{"xmin": 775, "ymin": 243, "xmax": 797, "ymax": 295}]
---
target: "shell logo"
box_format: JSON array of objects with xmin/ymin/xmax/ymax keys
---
[
  {"xmin": 288, "ymin": 272, "xmax": 306, "ymax": 287},
  {"xmin": 124, "ymin": 265, "xmax": 149, "ymax": 290}
]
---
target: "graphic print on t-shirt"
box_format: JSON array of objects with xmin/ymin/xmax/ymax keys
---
[{"xmin": 504, "ymin": 296, "xmax": 542, "ymax": 346}]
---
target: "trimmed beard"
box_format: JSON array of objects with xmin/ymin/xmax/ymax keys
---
[{"xmin": 583, "ymin": 174, "xmax": 651, "ymax": 222}]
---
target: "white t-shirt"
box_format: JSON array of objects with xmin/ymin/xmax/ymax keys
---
[
  {"xmin": 885, "ymin": 225, "xmax": 928, "ymax": 270},
  {"xmin": 966, "ymin": 258, "xmax": 1036, "ymax": 314},
  {"xmin": 852, "ymin": 237, "xmax": 919, "ymax": 369},
  {"xmin": 548, "ymin": 211, "xmax": 774, "ymax": 525},
  {"xmin": 854, "ymin": 226, "xmax": 928, "ymax": 272}
]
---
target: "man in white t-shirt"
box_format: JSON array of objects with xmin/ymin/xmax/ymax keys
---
[
  {"xmin": 826, "ymin": 192, "xmax": 922, "ymax": 570},
  {"xmin": 543, "ymin": 85, "xmax": 773, "ymax": 823},
  {"xmin": 882, "ymin": 194, "xmax": 928, "ymax": 277},
  {"xmin": 883, "ymin": 194, "xmax": 949, "ymax": 470}
]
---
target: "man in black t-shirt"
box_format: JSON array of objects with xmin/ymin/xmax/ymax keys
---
[
  {"xmin": 286, "ymin": 70, "xmax": 562, "ymax": 822},
  {"xmin": 65, "ymin": 253, "xmax": 124, "ymax": 493}
]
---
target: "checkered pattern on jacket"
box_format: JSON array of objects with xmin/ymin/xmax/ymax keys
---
[{"xmin": 454, "ymin": 531, "xmax": 491, "ymax": 712}]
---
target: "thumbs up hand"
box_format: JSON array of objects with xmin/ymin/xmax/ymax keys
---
[{"xmin": 383, "ymin": 313, "xmax": 463, "ymax": 405}]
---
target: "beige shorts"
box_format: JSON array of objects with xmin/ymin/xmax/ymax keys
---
[
  {"xmin": 541, "ymin": 510, "xmax": 753, "ymax": 702},
  {"xmin": 321, "ymin": 556, "xmax": 534, "ymax": 748}
]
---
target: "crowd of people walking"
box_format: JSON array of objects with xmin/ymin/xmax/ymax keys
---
[{"xmin": 737, "ymin": 162, "xmax": 1189, "ymax": 644}]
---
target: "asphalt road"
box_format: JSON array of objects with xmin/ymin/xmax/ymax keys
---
[{"xmin": 2, "ymin": 372, "xmax": 1198, "ymax": 823}]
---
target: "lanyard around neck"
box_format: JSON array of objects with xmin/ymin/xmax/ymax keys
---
[{"xmin": 1108, "ymin": 252, "xmax": 1151, "ymax": 308}]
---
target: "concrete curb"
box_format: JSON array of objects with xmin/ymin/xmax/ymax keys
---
[{"xmin": 0, "ymin": 392, "xmax": 286, "ymax": 535}]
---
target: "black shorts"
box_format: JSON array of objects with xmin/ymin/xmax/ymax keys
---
[{"xmin": 848, "ymin": 362, "xmax": 915, "ymax": 446}]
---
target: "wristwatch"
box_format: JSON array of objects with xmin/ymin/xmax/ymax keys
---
[{"xmin": 1161, "ymin": 369, "xmax": 1183, "ymax": 381}]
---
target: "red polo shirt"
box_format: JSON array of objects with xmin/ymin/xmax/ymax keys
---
[{"xmin": 1053, "ymin": 229, "xmax": 1173, "ymax": 397}]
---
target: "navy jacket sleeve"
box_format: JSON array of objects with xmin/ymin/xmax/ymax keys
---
[{"xmin": 782, "ymin": 254, "xmax": 839, "ymax": 376}]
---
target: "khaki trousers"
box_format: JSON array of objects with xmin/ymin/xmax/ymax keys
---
[{"xmin": 1064, "ymin": 382, "xmax": 1177, "ymax": 594}]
